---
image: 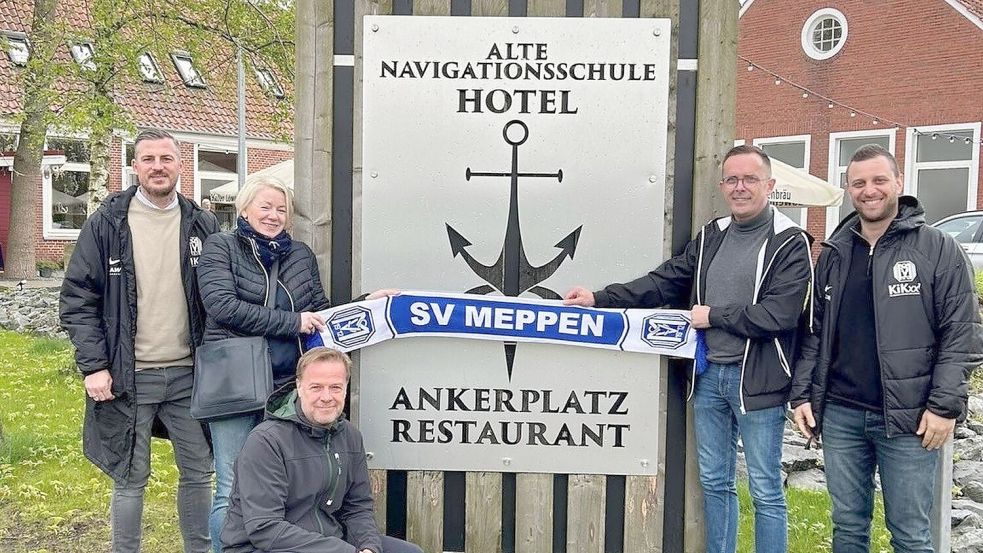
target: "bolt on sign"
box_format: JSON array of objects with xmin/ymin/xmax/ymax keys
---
[{"xmin": 359, "ymin": 16, "xmax": 672, "ymax": 475}]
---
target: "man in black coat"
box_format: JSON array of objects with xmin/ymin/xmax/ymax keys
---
[
  {"xmin": 60, "ymin": 128, "xmax": 219, "ymax": 552},
  {"xmin": 792, "ymin": 144, "xmax": 983, "ymax": 552},
  {"xmin": 564, "ymin": 145, "xmax": 814, "ymax": 552},
  {"xmin": 221, "ymin": 347, "xmax": 422, "ymax": 553}
]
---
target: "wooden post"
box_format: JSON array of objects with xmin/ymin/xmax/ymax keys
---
[
  {"xmin": 515, "ymin": 473, "xmax": 553, "ymax": 553},
  {"xmin": 407, "ymin": 471, "xmax": 445, "ymax": 553},
  {"xmin": 566, "ymin": 475, "xmax": 606, "ymax": 553},
  {"xmin": 691, "ymin": 0, "xmax": 737, "ymax": 226},
  {"xmin": 292, "ymin": 0, "xmax": 334, "ymax": 288},
  {"xmin": 465, "ymin": 472, "xmax": 503, "ymax": 553}
]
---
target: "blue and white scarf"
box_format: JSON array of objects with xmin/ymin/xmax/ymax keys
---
[{"xmin": 306, "ymin": 291, "xmax": 698, "ymax": 359}]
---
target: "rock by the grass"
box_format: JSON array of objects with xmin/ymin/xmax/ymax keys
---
[
  {"xmin": 952, "ymin": 510, "xmax": 978, "ymax": 528},
  {"xmin": 957, "ymin": 425, "xmax": 978, "ymax": 440},
  {"xmin": 781, "ymin": 442, "xmax": 823, "ymax": 472},
  {"xmin": 969, "ymin": 396, "xmax": 983, "ymax": 417},
  {"xmin": 962, "ymin": 482, "xmax": 983, "ymax": 504},
  {"xmin": 955, "ymin": 461, "xmax": 983, "ymax": 488},
  {"xmin": 951, "ymin": 528, "xmax": 983, "ymax": 553},
  {"xmin": 786, "ymin": 468, "xmax": 826, "ymax": 491},
  {"xmin": 957, "ymin": 437, "xmax": 983, "ymax": 463},
  {"xmin": 0, "ymin": 288, "xmax": 65, "ymax": 339}
]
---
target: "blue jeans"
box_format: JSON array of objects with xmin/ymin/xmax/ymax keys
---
[
  {"xmin": 822, "ymin": 402, "xmax": 939, "ymax": 553},
  {"xmin": 694, "ymin": 362, "xmax": 787, "ymax": 553},
  {"xmin": 110, "ymin": 367, "xmax": 214, "ymax": 553},
  {"xmin": 208, "ymin": 411, "xmax": 264, "ymax": 553}
]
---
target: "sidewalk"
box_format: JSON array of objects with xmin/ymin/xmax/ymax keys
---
[{"xmin": 0, "ymin": 276, "xmax": 63, "ymax": 289}]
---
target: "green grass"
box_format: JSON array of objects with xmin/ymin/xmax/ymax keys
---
[
  {"xmin": 0, "ymin": 331, "xmax": 182, "ymax": 552},
  {"xmin": 738, "ymin": 483, "xmax": 892, "ymax": 552},
  {"xmin": 0, "ymin": 330, "xmax": 937, "ymax": 552}
]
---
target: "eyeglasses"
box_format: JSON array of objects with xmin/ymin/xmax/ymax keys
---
[{"xmin": 721, "ymin": 175, "xmax": 769, "ymax": 188}]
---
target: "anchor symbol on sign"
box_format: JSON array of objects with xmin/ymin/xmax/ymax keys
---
[{"xmin": 445, "ymin": 120, "xmax": 583, "ymax": 378}]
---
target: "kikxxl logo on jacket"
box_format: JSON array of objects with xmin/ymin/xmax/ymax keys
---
[{"xmin": 889, "ymin": 260, "xmax": 921, "ymax": 297}]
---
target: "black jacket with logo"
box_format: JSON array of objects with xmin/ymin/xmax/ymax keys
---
[
  {"xmin": 790, "ymin": 196, "xmax": 983, "ymax": 437},
  {"xmin": 197, "ymin": 232, "xmax": 330, "ymax": 384},
  {"xmin": 594, "ymin": 208, "xmax": 814, "ymax": 412},
  {"xmin": 221, "ymin": 384, "xmax": 382, "ymax": 553},
  {"xmin": 59, "ymin": 186, "xmax": 219, "ymax": 481}
]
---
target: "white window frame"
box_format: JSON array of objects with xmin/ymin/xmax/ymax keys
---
[
  {"xmin": 2, "ymin": 31, "xmax": 29, "ymax": 66},
  {"xmin": 69, "ymin": 42, "xmax": 95, "ymax": 71},
  {"xmin": 137, "ymin": 52, "xmax": 164, "ymax": 83},
  {"xmin": 826, "ymin": 128, "xmax": 897, "ymax": 237},
  {"xmin": 42, "ymin": 135, "xmax": 91, "ymax": 241},
  {"xmin": 754, "ymin": 134, "xmax": 812, "ymax": 227},
  {"xmin": 801, "ymin": 8, "xmax": 848, "ymax": 61},
  {"xmin": 254, "ymin": 68, "xmax": 284, "ymax": 98},
  {"xmin": 171, "ymin": 51, "xmax": 206, "ymax": 88},
  {"xmin": 904, "ymin": 122, "xmax": 982, "ymax": 215},
  {"xmin": 121, "ymin": 140, "xmax": 137, "ymax": 190},
  {"xmin": 195, "ymin": 143, "xmax": 239, "ymax": 205}
]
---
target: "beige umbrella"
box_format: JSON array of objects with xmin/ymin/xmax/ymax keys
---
[
  {"xmin": 209, "ymin": 159, "xmax": 294, "ymax": 204},
  {"xmin": 768, "ymin": 159, "xmax": 843, "ymax": 207}
]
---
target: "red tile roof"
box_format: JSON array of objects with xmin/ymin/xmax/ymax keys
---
[
  {"xmin": 0, "ymin": 0, "xmax": 290, "ymax": 140},
  {"xmin": 959, "ymin": 0, "xmax": 983, "ymax": 21}
]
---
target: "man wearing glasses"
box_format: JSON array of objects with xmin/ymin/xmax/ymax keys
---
[{"xmin": 565, "ymin": 145, "xmax": 813, "ymax": 552}]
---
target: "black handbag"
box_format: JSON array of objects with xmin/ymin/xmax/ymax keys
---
[{"xmin": 191, "ymin": 260, "xmax": 279, "ymax": 421}]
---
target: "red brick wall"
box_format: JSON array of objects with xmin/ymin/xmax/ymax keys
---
[
  {"xmin": 32, "ymin": 136, "xmax": 293, "ymax": 263},
  {"xmin": 738, "ymin": 0, "xmax": 983, "ymax": 242},
  {"xmin": 248, "ymin": 148, "xmax": 292, "ymax": 173}
]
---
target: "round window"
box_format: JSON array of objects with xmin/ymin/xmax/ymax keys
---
[{"xmin": 801, "ymin": 8, "xmax": 848, "ymax": 60}]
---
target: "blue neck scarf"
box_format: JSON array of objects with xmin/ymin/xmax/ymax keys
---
[{"xmin": 237, "ymin": 217, "xmax": 292, "ymax": 268}]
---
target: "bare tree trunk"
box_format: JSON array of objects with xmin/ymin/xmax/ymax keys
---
[
  {"xmin": 87, "ymin": 124, "xmax": 111, "ymax": 215},
  {"xmin": 6, "ymin": 0, "xmax": 59, "ymax": 279}
]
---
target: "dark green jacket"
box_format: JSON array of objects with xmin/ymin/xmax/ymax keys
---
[{"xmin": 221, "ymin": 384, "xmax": 382, "ymax": 553}]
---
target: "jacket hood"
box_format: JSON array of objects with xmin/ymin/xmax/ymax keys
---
[
  {"xmin": 827, "ymin": 195, "xmax": 925, "ymax": 245},
  {"xmin": 265, "ymin": 382, "xmax": 345, "ymax": 439}
]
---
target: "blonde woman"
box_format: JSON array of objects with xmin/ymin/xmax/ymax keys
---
[{"xmin": 196, "ymin": 176, "xmax": 391, "ymax": 552}]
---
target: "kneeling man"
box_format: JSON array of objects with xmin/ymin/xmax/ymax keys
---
[{"xmin": 221, "ymin": 347, "xmax": 422, "ymax": 553}]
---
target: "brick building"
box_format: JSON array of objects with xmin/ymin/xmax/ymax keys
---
[
  {"xmin": 737, "ymin": 0, "xmax": 983, "ymax": 240},
  {"xmin": 0, "ymin": 0, "xmax": 293, "ymax": 266}
]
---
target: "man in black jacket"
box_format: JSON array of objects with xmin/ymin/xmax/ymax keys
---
[
  {"xmin": 221, "ymin": 347, "xmax": 422, "ymax": 553},
  {"xmin": 791, "ymin": 144, "xmax": 983, "ymax": 552},
  {"xmin": 60, "ymin": 128, "xmax": 219, "ymax": 552},
  {"xmin": 565, "ymin": 145, "xmax": 813, "ymax": 552}
]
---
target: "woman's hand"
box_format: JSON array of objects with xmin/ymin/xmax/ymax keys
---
[
  {"xmin": 298, "ymin": 312, "xmax": 326, "ymax": 334},
  {"xmin": 366, "ymin": 289, "xmax": 401, "ymax": 300}
]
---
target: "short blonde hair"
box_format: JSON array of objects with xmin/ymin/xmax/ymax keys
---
[
  {"xmin": 296, "ymin": 347, "xmax": 352, "ymax": 382},
  {"xmin": 235, "ymin": 176, "xmax": 293, "ymax": 228}
]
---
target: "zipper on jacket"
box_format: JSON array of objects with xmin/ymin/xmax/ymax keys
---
[
  {"xmin": 278, "ymin": 280, "xmax": 306, "ymax": 353},
  {"xmin": 248, "ymin": 239, "xmax": 273, "ymax": 307},
  {"xmin": 686, "ymin": 229, "xmax": 709, "ymax": 402},
  {"xmin": 314, "ymin": 443, "xmax": 342, "ymax": 534},
  {"xmin": 738, "ymin": 231, "xmax": 812, "ymax": 414}
]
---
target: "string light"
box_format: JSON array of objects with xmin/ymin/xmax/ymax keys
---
[{"xmin": 740, "ymin": 54, "xmax": 983, "ymax": 147}]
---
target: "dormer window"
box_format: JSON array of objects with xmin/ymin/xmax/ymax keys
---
[
  {"xmin": 255, "ymin": 68, "xmax": 284, "ymax": 98},
  {"xmin": 171, "ymin": 51, "xmax": 206, "ymax": 88},
  {"xmin": 3, "ymin": 32, "xmax": 29, "ymax": 66},
  {"xmin": 137, "ymin": 52, "xmax": 163, "ymax": 83},
  {"xmin": 70, "ymin": 42, "xmax": 95, "ymax": 70}
]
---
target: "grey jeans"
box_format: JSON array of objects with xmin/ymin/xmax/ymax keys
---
[{"xmin": 110, "ymin": 367, "xmax": 214, "ymax": 553}]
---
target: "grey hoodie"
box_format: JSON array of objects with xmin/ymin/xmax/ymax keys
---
[{"xmin": 221, "ymin": 384, "xmax": 382, "ymax": 553}]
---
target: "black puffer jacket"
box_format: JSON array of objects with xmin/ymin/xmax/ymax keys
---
[
  {"xmin": 221, "ymin": 384, "xmax": 382, "ymax": 553},
  {"xmin": 594, "ymin": 207, "xmax": 814, "ymax": 412},
  {"xmin": 790, "ymin": 196, "xmax": 983, "ymax": 437},
  {"xmin": 60, "ymin": 186, "xmax": 219, "ymax": 481},
  {"xmin": 197, "ymin": 231, "xmax": 330, "ymax": 384}
]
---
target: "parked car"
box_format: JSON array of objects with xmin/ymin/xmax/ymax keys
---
[{"xmin": 932, "ymin": 210, "xmax": 983, "ymax": 270}]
